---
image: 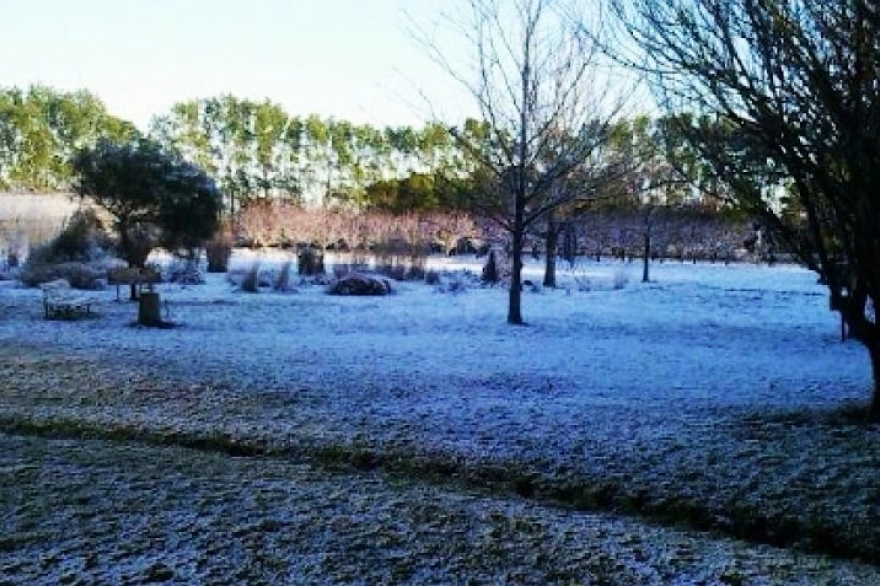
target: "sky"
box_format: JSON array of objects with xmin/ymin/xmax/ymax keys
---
[{"xmin": 1, "ymin": 0, "xmax": 478, "ymax": 131}]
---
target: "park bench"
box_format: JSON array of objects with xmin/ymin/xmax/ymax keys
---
[
  {"xmin": 107, "ymin": 266, "xmax": 161, "ymax": 301},
  {"xmin": 40, "ymin": 279, "xmax": 94, "ymax": 320}
]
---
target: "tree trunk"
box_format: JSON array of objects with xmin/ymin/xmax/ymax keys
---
[
  {"xmin": 868, "ymin": 340, "xmax": 880, "ymax": 422},
  {"xmin": 508, "ymin": 213, "xmax": 525, "ymax": 325},
  {"xmin": 642, "ymin": 234, "xmax": 651, "ymax": 283},
  {"xmin": 543, "ymin": 212, "xmax": 559, "ymax": 288}
]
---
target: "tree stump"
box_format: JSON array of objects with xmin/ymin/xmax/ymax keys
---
[{"xmin": 138, "ymin": 291, "xmax": 162, "ymax": 326}]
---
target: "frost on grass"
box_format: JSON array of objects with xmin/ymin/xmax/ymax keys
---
[
  {"xmin": 0, "ymin": 256, "xmax": 877, "ymax": 581},
  {"xmin": 2, "ymin": 433, "xmax": 878, "ymax": 585}
]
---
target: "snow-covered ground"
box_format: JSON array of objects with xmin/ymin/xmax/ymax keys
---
[
  {"xmin": 11, "ymin": 249, "xmax": 861, "ymax": 413},
  {"xmin": 2, "ymin": 252, "xmax": 879, "ymax": 583}
]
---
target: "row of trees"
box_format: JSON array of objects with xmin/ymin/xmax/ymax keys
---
[
  {"xmin": 2, "ymin": 82, "xmax": 759, "ymax": 289},
  {"xmin": 0, "ymin": 86, "xmax": 138, "ymax": 190},
  {"xmin": 233, "ymin": 200, "xmax": 752, "ymax": 265},
  {"xmin": 149, "ymin": 96, "xmax": 470, "ymax": 213},
  {"xmin": 0, "ymin": 87, "xmax": 727, "ymax": 214}
]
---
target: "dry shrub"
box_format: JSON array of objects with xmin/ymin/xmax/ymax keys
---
[
  {"xmin": 166, "ymin": 258, "xmax": 204, "ymax": 285},
  {"xmin": 51, "ymin": 208, "xmax": 110, "ymax": 262},
  {"xmin": 20, "ymin": 261, "xmax": 105, "ymax": 290},
  {"xmin": 240, "ymin": 262, "xmax": 260, "ymax": 293},
  {"xmin": 377, "ymin": 263, "xmax": 407, "ymax": 281},
  {"xmin": 574, "ymin": 273, "xmax": 592, "ymax": 292},
  {"xmin": 328, "ymin": 273, "xmax": 392, "ymax": 296},
  {"xmin": 274, "ymin": 261, "xmax": 294, "ymax": 291},
  {"xmin": 436, "ymin": 271, "xmax": 473, "ymax": 295},
  {"xmin": 406, "ymin": 261, "xmax": 427, "ymax": 281},
  {"xmin": 482, "ymin": 250, "xmax": 499, "ymax": 284},
  {"xmin": 298, "ymin": 247, "xmax": 324, "ymax": 276},
  {"xmin": 235, "ymin": 205, "xmax": 483, "ymax": 266},
  {"xmin": 206, "ymin": 231, "xmax": 233, "ymax": 273}
]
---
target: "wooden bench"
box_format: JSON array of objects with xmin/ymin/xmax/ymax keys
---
[
  {"xmin": 40, "ymin": 279, "xmax": 94, "ymax": 320},
  {"xmin": 107, "ymin": 266, "xmax": 161, "ymax": 301}
]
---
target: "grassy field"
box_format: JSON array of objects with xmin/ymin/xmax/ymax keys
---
[{"xmin": 1, "ymin": 256, "xmax": 879, "ymax": 583}]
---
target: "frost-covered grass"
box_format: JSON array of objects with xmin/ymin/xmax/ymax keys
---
[
  {"xmin": 6, "ymin": 433, "xmax": 877, "ymax": 585},
  {"xmin": 1, "ymin": 252, "xmax": 879, "ymax": 582}
]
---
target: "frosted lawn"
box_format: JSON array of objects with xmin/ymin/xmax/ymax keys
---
[{"xmin": 1, "ymin": 252, "xmax": 878, "ymax": 583}]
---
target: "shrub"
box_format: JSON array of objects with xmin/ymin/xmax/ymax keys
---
[
  {"xmin": 52, "ymin": 208, "xmax": 110, "ymax": 262},
  {"xmin": 406, "ymin": 257, "xmax": 427, "ymax": 281},
  {"xmin": 274, "ymin": 261, "xmax": 293, "ymax": 291},
  {"xmin": 574, "ymin": 272, "xmax": 592, "ymax": 292},
  {"xmin": 425, "ymin": 270, "xmax": 441, "ymax": 286},
  {"xmin": 482, "ymin": 250, "xmax": 499, "ymax": 284},
  {"xmin": 332, "ymin": 263, "xmax": 356, "ymax": 280},
  {"xmin": 377, "ymin": 263, "xmax": 408, "ymax": 281},
  {"xmin": 19, "ymin": 261, "xmax": 105, "ymax": 290},
  {"xmin": 436, "ymin": 271, "xmax": 474, "ymax": 295},
  {"xmin": 328, "ymin": 273, "xmax": 392, "ymax": 296},
  {"xmin": 612, "ymin": 270, "xmax": 629, "ymax": 290},
  {"xmin": 240, "ymin": 262, "xmax": 260, "ymax": 293},
  {"xmin": 27, "ymin": 208, "xmax": 110, "ymax": 266},
  {"xmin": 166, "ymin": 258, "xmax": 203, "ymax": 285},
  {"xmin": 298, "ymin": 246, "xmax": 325, "ymax": 276},
  {"xmin": 206, "ymin": 231, "xmax": 233, "ymax": 273}
]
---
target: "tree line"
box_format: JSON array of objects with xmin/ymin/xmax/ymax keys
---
[
  {"xmin": 0, "ymin": 85, "xmax": 746, "ymax": 215},
  {"xmin": 0, "ymin": 84, "xmax": 758, "ymax": 268}
]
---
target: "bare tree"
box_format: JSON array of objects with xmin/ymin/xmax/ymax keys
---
[
  {"xmin": 417, "ymin": 0, "xmax": 629, "ymax": 324},
  {"xmin": 612, "ymin": 0, "xmax": 880, "ymax": 417}
]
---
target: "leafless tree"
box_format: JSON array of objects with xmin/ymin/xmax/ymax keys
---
[
  {"xmin": 611, "ymin": 0, "xmax": 880, "ymax": 417},
  {"xmin": 417, "ymin": 0, "xmax": 630, "ymax": 324}
]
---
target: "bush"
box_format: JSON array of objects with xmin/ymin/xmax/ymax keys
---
[
  {"xmin": 328, "ymin": 273, "xmax": 392, "ymax": 296},
  {"xmin": 377, "ymin": 263, "xmax": 407, "ymax": 281},
  {"xmin": 613, "ymin": 270, "xmax": 629, "ymax": 290},
  {"xmin": 206, "ymin": 231, "xmax": 233, "ymax": 273},
  {"xmin": 26, "ymin": 208, "xmax": 110, "ymax": 266},
  {"xmin": 298, "ymin": 246, "xmax": 324, "ymax": 276},
  {"xmin": 406, "ymin": 257, "xmax": 427, "ymax": 281},
  {"xmin": 435, "ymin": 270, "xmax": 475, "ymax": 295},
  {"xmin": 19, "ymin": 261, "xmax": 105, "ymax": 290},
  {"xmin": 166, "ymin": 258, "xmax": 203, "ymax": 285},
  {"xmin": 240, "ymin": 263, "xmax": 260, "ymax": 293},
  {"xmin": 573, "ymin": 272, "xmax": 592, "ymax": 292},
  {"xmin": 274, "ymin": 261, "xmax": 294, "ymax": 291},
  {"xmin": 482, "ymin": 250, "xmax": 499, "ymax": 284},
  {"xmin": 52, "ymin": 208, "xmax": 110, "ymax": 262},
  {"xmin": 21, "ymin": 211, "xmax": 111, "ymax": 290}
]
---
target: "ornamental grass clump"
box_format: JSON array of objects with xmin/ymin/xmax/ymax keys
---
[
  {"xmin": 274, "ymin": 261, "xmax": 294, "ymax": 292},
  {"xmin": 206, "ymin": 231, "xmax": 233, "ymax": 273},
  {"xmin": 298, "ymin": 246, "xmax": 324, "ymax": 276},
  {"xmin": 240, "ymin": 262, "xmax": 260, "ymax": 293}
]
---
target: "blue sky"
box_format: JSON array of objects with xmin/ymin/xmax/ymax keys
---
[{"xmin": 2, "ymin": 0, "xmax": 474, "ymax": 130}]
